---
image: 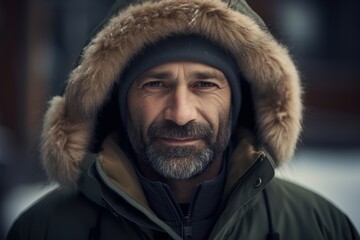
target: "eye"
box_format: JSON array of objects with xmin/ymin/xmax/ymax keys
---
[
  {"xmin": 143, "ymin": 81, "xmax": 165, "ymax": 88},
  {"xmin": 193, "ymin": 81, "xmax": 218, "ymax": 89}
]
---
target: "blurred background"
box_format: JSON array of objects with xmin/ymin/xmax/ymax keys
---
[{"xmin": 1, "ymin": 0, "xmax": 359, "ymax": 238}]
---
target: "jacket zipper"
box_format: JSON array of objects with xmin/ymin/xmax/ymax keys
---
[
  {"xmin": 183, "ymin": 215, "xmax": 192, "ymax": 240},
  {"xmin": 163, "ymin": 185, "xmax": 194, "ymax": 239},
  {"xmin": 181, "ymin": 183, "xmax": 203, "ymax": 240}
]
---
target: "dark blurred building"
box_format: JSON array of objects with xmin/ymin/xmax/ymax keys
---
[{"xmin": 251, "ymin": 0, "xmax": 360, "ymax": 148}]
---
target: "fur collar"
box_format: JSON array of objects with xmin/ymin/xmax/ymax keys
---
[{"xmin": 41, "ymin": 0, "xmax": 302, "ymax": 187}]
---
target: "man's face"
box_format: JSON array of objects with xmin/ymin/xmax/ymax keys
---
[{"xmin": 127, "ymin": 61, "xmax": 232, "ymax": 180}]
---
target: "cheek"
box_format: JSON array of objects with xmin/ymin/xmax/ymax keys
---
[
  {"xmin": 198, "ymin": 91, "xmax": 231, "ymax": 127},
  {"xmin": 128, "ymin": 96, "xmax": 165, "ymax": 134}
]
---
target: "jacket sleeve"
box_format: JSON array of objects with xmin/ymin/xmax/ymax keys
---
[
  {"xmin": 345, "ymin": 217, "xmax": 360, "ymax": 240},
  {"xmin": 6, "ymin": 207, "xmax": 49, "ymax": 240}
]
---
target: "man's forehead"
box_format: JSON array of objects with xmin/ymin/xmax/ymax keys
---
[{"xmin": 137, "ymin": 61, "xmax": 228, "ymax": 82}]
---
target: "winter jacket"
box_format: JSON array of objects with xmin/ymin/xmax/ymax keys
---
[
  {"xmin": 7, "ymin": 0, "xmax": 360, "ymax": 239},
  {"xmin": 7, "ymin": 137, "xmax": 359, "ymax": 239}
]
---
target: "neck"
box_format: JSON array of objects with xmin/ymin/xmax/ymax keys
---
[{"xmin": 137, "ymin": 155, "xmax": 223, "ymax": 204}]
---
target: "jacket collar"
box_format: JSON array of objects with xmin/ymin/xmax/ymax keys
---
[
  {"xmin": 77, "ymin": 133, "xmax": 275, "ymax": 238},
  {"xmin": 94, "ymin": 133, "xmax": 275, "ymax": 203},
  {"xmin": 209, "ymin": 145, "xmax": 276, "ymax": 238}
]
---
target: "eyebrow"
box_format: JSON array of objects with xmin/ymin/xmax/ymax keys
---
[
  {"xmin": 140, "ymin": 71, "xmax": 172, "ymax": 80},
  {"xmin": 191, "ymin": 71, "xmax": 226, "ymax": 82}
]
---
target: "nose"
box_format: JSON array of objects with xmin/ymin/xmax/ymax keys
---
[{"xmin": 164, "ymin": 87, "xmax": 197, "ymax": 126}]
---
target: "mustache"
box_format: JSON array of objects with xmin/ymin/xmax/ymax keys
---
[{"xmin": 147, "ymin": 121, "xmax": 214, "ymax": 139}]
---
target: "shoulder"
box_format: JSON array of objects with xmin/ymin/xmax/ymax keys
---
[
  {"xmin": 17, "ymin": 188, "xmax": 95, "ymax": 218},
  {"xmin": 266, "ymin": 178, "xmax": 359, "ymax": 239},
  {"xmin": 269, "ymin": 178, "xmax": 343, "ymax": 213},
  {"xmin": 6, "ymin": 189, "xmax": 99, "ymax": 240},
  {"xmin": 267, "ymin": 178, "xmax": 345, "ymax": 219}
]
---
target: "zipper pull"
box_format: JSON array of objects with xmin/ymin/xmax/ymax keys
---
[{"xmin": 183, "ymin": 216, "xmax": 192, "ymax": 240}]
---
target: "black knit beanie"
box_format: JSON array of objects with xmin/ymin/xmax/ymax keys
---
[{"xmin": 118, "ymin": 34, "xmax": 241, "ymax": 130}]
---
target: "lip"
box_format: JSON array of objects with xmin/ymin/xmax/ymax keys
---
[{"xmin": 158, "ymin": 137, "xmax": 200, "ymax": 146}]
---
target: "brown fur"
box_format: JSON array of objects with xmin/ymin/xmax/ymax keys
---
[
  {"xmin": 41, "ymin": 97, "xmax": 93, "ymax": 188},
  {"xmin": 42, "ymin": 0, "xmax": 302, "ymax": 187}
]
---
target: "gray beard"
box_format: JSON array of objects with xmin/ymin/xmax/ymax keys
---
[
  {"xmin": 128, "ymin": 114, "xmax": 231, "ymax": 180},
  {"xmin": 145, "ymin": 142, "xmax": 215, "ymax": 180}
]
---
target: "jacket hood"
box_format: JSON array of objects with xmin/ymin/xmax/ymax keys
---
[{"xmin": 41, "ymin": 0, "xmax": 302, "ymax": 187}]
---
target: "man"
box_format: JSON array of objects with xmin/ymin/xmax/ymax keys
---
[{"xmin": 7, "ymin": 0, "xmax": 359, "ymax": 239}]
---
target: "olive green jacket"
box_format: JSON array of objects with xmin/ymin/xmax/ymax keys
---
[{"xmin": 7, "ymin": 137, "xmax": 359, "ymax": 239}]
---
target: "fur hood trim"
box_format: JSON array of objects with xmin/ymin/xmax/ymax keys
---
[{"xmin": 41, "ymin": 0, "xmax": 302, "ymax": 187}]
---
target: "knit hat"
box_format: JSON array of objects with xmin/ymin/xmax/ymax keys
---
[{"xmin": 119, "ymin": 34, "xmax": 241, "ymax": 129}]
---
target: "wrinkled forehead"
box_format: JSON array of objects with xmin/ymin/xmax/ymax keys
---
[{"xmin": 133, "ymin": 61, "xmax": 229, "ymax": 84}]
